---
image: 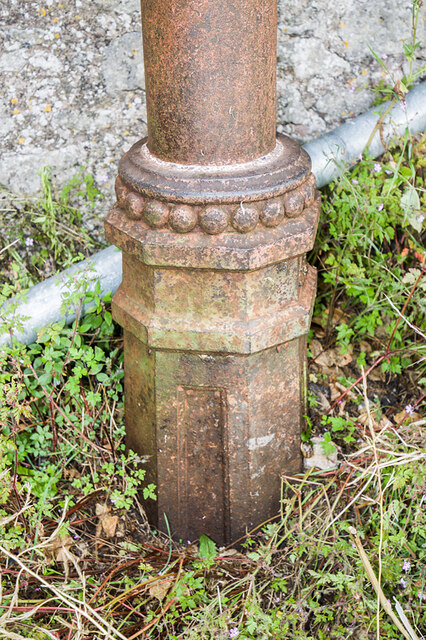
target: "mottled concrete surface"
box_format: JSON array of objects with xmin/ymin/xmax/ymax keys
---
[{"xmin": 1, "ymin": 0, "xmax": 424, "ymax": 210}]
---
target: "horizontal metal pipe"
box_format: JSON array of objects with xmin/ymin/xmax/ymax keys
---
[
  {"xmin": 1, "ymin": 80, "xmax": 425, "ymax": 347},
  {"xmin": 0, "ymin": 246, "xmax": 122, "ymax": 347},
  {"xmin": 305, "ymin": 80, "xmax": 426, "ymax": 188}
]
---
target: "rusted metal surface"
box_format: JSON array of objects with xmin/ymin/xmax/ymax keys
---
[
  {"xmin": 117, "ymin": 134, "xmax": 311, "ymax": 205},
  {"xmin": 141, "ymin": 0, "xmax": 277, "ymax": 165},
  {"xmin": 105, "ymin": 0, "xmax": 320, "ymax": 545},
  {"xmin": 105, "ymin": 195, "xmax": 320, "ymax": 271},
  {"xmin": 124, "ymin": 328, "xmax": 309, "ymax": 544},
  {"xmin": 111, "ymin": 252, "xmax": 317, "ymax": 354}
]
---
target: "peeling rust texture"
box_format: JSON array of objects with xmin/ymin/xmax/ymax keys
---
[
  {"xmin": 141, "ymin": 0, "xmax": 277, "ymax": 165},
  {"xmin": 105, "ymin": 0, "xmax": 321, "ymax": 545}
]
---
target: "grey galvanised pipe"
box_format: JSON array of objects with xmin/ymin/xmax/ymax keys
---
[
  {"xmin": 1, "ymin": 80, "xmax": 425, "ymax": 347},
  {"xmin": 306, "ymin": 81, "xmax": 426, "ymax": 187}
]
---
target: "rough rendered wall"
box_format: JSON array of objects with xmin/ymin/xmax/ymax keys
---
[{"xmin": 1, "ymin": 0, "xmax": 424, "ymax": 201}]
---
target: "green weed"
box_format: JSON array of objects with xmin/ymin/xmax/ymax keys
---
[
  {"xmin": 313, "ymin": 137, "xmax": 425, "ymax": 375},
  {"xmin": 0, "ymin": 167, "xmax": 104, "ymax": 296}
]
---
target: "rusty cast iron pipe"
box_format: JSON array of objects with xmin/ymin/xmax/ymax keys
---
[
  {"xmin": 141, "ymin": 0, "xmax": 277, "ymax": 165},
  {"xmin": 106, "ymin": 0, "xmax": 320, "ymax": 545}
]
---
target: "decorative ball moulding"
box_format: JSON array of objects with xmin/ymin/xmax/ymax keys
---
[{"xmin": 115, "ymin": 172, "xmax": 317, "ymax": 236}]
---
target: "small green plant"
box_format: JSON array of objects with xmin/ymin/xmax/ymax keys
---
[
  {"xmin": 0, "ymin": 168, "xmax": 104, "ymax": 297},
  {"xmin": 313, "ymin": 140, "xmax": 425, "ymax": 373},
  {"xmin": 36, "ymin": 167, "xmax": 102, "ymax": 260},
  {"xmin": 60, "ymin": 166, "xmax": 104, "ymax": 208},
  {"xmin": 370, "ymin": 0, "xmax": 425, "ymax": 105},
  {"xmin": 0, "ymin": 270, "xmax": 156, "ymax": 556}
]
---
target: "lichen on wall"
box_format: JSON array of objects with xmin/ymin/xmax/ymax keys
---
[{"xmin": 1, "ymin": 0, "xmax": 424, "ymax": 201}]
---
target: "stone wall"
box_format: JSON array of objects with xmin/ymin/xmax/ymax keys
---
[{"xmin": 1, "ymin": 0, "xmax": 424, "ymax": 201}]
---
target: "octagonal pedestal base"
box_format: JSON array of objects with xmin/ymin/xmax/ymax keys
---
[
  {"xmin": 124, "ymin": 328, "xmax": 310, "ymax": 545},
  {"xmin": 105, "ymin": 134, "xmax": 320, "ymax": 545}
]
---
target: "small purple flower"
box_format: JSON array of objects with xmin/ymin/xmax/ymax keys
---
[
  {"xmin": 385, "ymin": 169, "xmax": 393, "ymax": 175},
  {"xmin": 402, "ymin": 100, "xmax": 407, "ymax": 109},
  {"xmin": 403, "ymin": 560, "xmax": 411, "ymax": 573},
  {"xmin": 418, "ymin": 591, "xmax": 426, "ymax": 601},
  {"xmin": 378, "ymin": 203, "xmax": 384, "ymax": 211},
  {"xmin": 229, "ymin": 628, "xmax": 239, "ymax": 639},
  {"xmin": 405, "ymin": 404, "xmax": 414, "ymax": 415},
  {"xmin": 373, "ymin": 163, "xmax": 381, "ymax": 172},
  {"xmin": 352, "ymin": 179, "xmax": 359, "ymax": 185},
  {"xmin": 73, "ymin": 534, "xmax": 79, "ymax": 540},
  {"xmin": 400, "ymin": 577, "xmax": 407, "ymax": 588},
  {"xmin": 25, "ymin": 237, "xmax": 34, "ymax": 247},
  {"xmin": 418, "ymin": 214, "xmax": 425, "ymax": 224}
]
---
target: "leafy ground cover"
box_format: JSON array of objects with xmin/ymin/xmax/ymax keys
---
[{"xmin": 0, "ymin": 130, "xmax": 424, "ymax": 639}]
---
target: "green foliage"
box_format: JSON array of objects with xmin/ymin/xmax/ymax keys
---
[
  {"xmin": 0, "ymin": 271, "xmax": 156, "ymax": 551},
  {"xmin": 369, "ymin": 0, "xmax": 425, "ymax": 105},
  {"xmin": 314, "ymin": 138, "xmax": 425, "ymax": 369},
  {"xmin": 319, "ymin": 430, "xmax": 337, "ymax": 456},
  {"xmin": 59, "ymin": 166, "xmax": 103, "ymax": 208},
  {"xmin": 0, "ymin": 167, "xmax": 104, "ymax": 297},
  {"xmin": 198, "ymin": 534, "xmax": 217, "ymax": 561},
  {"xmin": 321, "ymin": 414, "xmax": 357, "ymax": 445}
]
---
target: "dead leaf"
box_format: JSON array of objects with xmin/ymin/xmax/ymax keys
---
[
  {"xmin": 368, "ymin": 368, "xmax": 385, "ymax": 382},
  {"xmin": 63, "ymin": 467, "xmax": 80, "ymax": 480},
  {"xmin": 315, "ymin": 390, "xmax": 331, "ymax": 413},
  {"xmin": 359, "ymin": 340, "xmax": 372, "ymax": 354},
  {"xmin": 357, "ymin": 412, "xmax": 373, "ymax": 427},
  {"xmin": 310, "ymin": 339, "xmax": 323, "ymax": 359},
  {"xmin": 311, "ymin": 315, "xmax": 327, "ymax": 330},
  {"xmin": 148, "ymin": 577, "xmax": 174, "ymax": 601},
  {"xmin": 218, "ymin": 548, "xmax": 240, "ymax": 557},
  {"xmin": 47, "ymin": 534, "xmax": 79, "ymax": 580},
  {"xmin": 102, "ymin": 515, "xmax": 119, "ymax": 538},
  {"xmin": 394, "ymin": 410, "xmax": 422, "ymax": 425},
  {"xmin": 316, "ymin": 347, "xmax": 352, "ymax": 369},
  {"xmin": 311, "ymin": 308, "xmax": 349, "ymax": 329},
  {"xmin": 115, "ymin": 518, "xmax": 126, "ymax": 538},
  {"xmin": 379, "ymin": 416, "xmax": 393, "ymax": 430},
  {"xmin": 96, "ymin": 502, "xmax": 109, "ymax": 517},
  {"xmin": 330, "ymin": 380, "xmax": 356, "ymax": 403},
  {"xmin": 96, "ymin": 502, "xmax": 118, "ymax": 539}
]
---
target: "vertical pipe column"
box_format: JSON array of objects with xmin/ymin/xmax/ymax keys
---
[
  {"xmin": 141, "ymin": 0, "xmax": 276, "ymax": 164},
  {"xmin": 105, "ymin": 0, "xmax": 320, "ymax": 545}
]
